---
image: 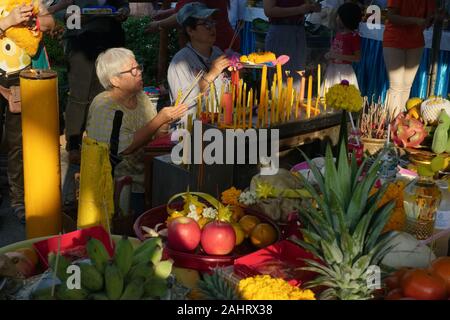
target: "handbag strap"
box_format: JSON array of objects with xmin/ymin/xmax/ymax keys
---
[{"xmin": 109, "ymin": 110, "xmax": 123, "ymax": 174}]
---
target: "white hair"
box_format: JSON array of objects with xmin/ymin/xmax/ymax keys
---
[{"xmin": 96, "ymin": 48, "xmax": 136, "ymax": 90}]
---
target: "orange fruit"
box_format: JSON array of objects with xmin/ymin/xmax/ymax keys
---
[
  {"xmin": 231, "ymin": 223, "xmax": 245, "ymax": 246},
  {"xmin": 16, "ymin": 247, "xmax": 39, "ymax": 266},
  {"xmin": 250, "ymin": 223, "xmax": 277, "ymax": 248},
  {"xmin": 230, "ymin": 205, "xmax": 245, "ymax": 222},
  {"xmin": 239, "ymin": 215, "xmax": 260, "ymax": 237}
]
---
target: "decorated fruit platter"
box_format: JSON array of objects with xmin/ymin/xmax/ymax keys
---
[{"xmin": 134, "ymin": 192, "xmax": 282, "ymax": 272}]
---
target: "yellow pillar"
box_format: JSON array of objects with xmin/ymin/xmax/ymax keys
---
[{"xmin": 20, "ymin": 69, "xmax": 61, "ymax": 239}]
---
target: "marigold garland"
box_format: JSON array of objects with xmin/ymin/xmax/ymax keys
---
[
  {"xmin": 237, "ymin": 275, "xmax": 316, "ymax": 300},
  {"xmin": 325, "ymin": 82, "xmax": 363, "ymax": 112}
]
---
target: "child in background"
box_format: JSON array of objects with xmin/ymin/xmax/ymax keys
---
[{"xmin": 322, "ymin": 2, "xmax": 362, "ymax": 94}]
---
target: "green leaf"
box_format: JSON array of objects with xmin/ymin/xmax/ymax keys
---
[
  {"xmin": 352, "ymin": 255, "xmax": 371, "ymax": 278},
  {"xmin": 321, "ymin": 240, "xmax": 343, "ymax": 264},
  {"xmin": 340, "ymin": 230, "xmax": 355, "ymax": 264},
  {"xmin": 292, "ymin": 238, "xmax": 321, "ymax": 258},
  {"xmin": 337, "ymin": 140, "xmax": 352, "ymax": 208},
  {"xmin": 365, "ymin": 201, "xmax": 396, "ymax": 252}
]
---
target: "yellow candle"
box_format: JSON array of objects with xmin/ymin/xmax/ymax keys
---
[
  {"xmin": 238, "ymin": 80, "xmax": 243, "ymax": 127},
  {"xmin": 295, "ymin": 91, "xmax": 300, "ymax": 120},
  {"xmin": 248, "ymin": 89, "xmax": 253, "ymax": 129},
  {"xmin": 271, "ymin": 74, "xmax": 276, "ymax": 124},
  {"xmin": 246, "ymin": 89, "xmax": 251, "ymax": 129},
  {"xmin": 307, "ymin": 75, "xmax": 313, "ymax": 119},
  {"xmin": 317, "ymin": 64, "xmax": 321, "ymax": 98},
  {"xmin": 265, "ymin": 90, "xmax": 269, "ymax": 127},
  {"xmin": 276, "ymin": 63, "xmax": 282, "ymax": 124},
  {"xmin": 20, "ymin": 70, "xmax": 61, "ymax": 238},
  {"xmin": 243, "ymin": 82, "xmax": 247, "ymax": 128},
  {"xmin": 298, "ymin": 76, "xmax": 306, "ymax": 119},
  {"xmin": 197, "ymin": 93, "xmax": 201, "ymax": 119},
  {"xmin": 286, "ymin": 77, "xmax": 293, "ymax": 121}
]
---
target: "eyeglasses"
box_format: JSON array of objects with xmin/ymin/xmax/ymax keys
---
[
  {"xmin": 195, "ymin": 20, "xmax": 216, "ymax": 30},
  {"xmin": 118, "ymin": 64, "xmax": 144, "ymax": 77}
]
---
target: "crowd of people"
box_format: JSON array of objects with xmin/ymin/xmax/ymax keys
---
[{"xmin": 0, "ymin": 0, "xmax": 446, "ymax": 224}]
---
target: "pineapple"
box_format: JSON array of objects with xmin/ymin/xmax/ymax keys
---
[
  {"xmin": 197, "ymin": 269, "xmax": 239, "ymax": 300},
  {"xmin": 293, "ymin": 141, "xmax": 399, "ymax": 300}
]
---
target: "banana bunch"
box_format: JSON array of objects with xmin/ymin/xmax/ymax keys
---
[{"xmin": 32, "ymin": 236, "xmax": 173, "ymax": 300}]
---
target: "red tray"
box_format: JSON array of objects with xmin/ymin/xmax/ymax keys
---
[
  {"xmin": 233, "ymin": 239, "xmax": 317, "ymax": 287},
  {"xmin": 133, "ymin": 203, "xmax": 283, "ymax": 272},
  {"xmin": 33, "ymin": 226, "xmax": 115, "ymax": 269}
]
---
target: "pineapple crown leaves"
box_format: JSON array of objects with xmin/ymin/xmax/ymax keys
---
[
  {"xmin": 197, "ymin": 269, "xmax": 239, "ymax": 300},
  {"xmin": 292, "ymin": 139, "xmax": 398, "ymax": 299}
]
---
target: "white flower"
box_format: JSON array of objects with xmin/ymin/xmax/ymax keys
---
[
  {"xmin": 239, "ymin": 190, "xmax": 257, "ymax": 205},
  {"xmin": 202, "ymin": 207, "xmax": 218, "ymax": 219},
  {"xmin": 187, "ymin": 204, "xmax": 200, "ymax": 221}
]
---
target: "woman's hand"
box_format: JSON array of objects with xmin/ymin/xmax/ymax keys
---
[
  {"xmin": 209, "ymin": 55, "xmax": 231, "ymax": 80},
  {"xmin": 160, "ymin": 104, "xmax": 188, "ymax": 123},
  {"xmin": 5, "ymin": 5, "xmax": 33, "ymax": 27}
]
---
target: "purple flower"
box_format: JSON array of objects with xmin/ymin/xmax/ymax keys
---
[{"xmin": 340, "ymin": 80, "xmax": 350, "ymax": 86}]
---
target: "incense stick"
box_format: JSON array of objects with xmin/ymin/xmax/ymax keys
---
[{"xmin": 179, "ymin": 70, "xmax": 205, "ymax": 105}]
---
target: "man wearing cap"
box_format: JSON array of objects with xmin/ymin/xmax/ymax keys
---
[{"xmin": 168, "ymin": 2, "xmax": 231, "ymax": 115}]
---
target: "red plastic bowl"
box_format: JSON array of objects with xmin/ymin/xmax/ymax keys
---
[{"xmin": 133, "ymin": 203, "xmax": 283, "ymax": 272}]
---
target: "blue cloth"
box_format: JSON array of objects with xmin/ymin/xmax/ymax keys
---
[
  {"xmin": 354, "ymin": 38, "xmax": 450, "ymax": 100},
  {"xmin": 242, "ymin": 21, "xmax": 450, "ymax": 99}
]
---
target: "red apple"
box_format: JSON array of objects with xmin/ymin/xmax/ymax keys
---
[
  {"xmin": 201, "ymin": 221, "xmax": 236, "ymax": 255},
  {"xmin": 167, "ymin": 217, "xmax": 201, "ymax": 252}
]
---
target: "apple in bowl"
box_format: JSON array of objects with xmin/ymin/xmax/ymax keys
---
[
  {"xmin": 167, "ymin": 217, "xmax": 201, "ymax": 252},
  {"xmin": 201, "ymin": 221, "xmax": 236, "ymax": 255}
]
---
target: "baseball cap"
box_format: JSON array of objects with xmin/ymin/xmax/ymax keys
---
[{"xmin": 176, "ymin": 2, "xmax": 218, "ymax": 26}]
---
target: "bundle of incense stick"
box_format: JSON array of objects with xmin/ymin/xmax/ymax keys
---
[
  {"xmin": 178, "ymin": 70, "xmax": 205, "ymax": 105},
  {"xmin": 360, "ymin": 96, "xmax": 389, "ymax": 139}
]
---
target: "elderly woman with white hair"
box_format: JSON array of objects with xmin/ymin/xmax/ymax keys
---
[{"xmin": 85, "ymin": 47, "xmax": 187, "ymax": 216}]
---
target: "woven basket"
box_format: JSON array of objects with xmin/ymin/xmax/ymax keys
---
[{"xmin": 361, "ymin": 137, "xmax": 386, "ymax": 156}]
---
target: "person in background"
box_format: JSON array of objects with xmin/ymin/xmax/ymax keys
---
[
  {"xmin": 0, "ymin": 1, "xmax": 55, "ymax": 223},
  {"xmin": 49, "ymin": 0, "xmax": 130, "ymax": 165},
  {"xmin": 263, "ymin": 0, "xmax": 321, "ymax": 86},
  {"xmin": 383, "ymin": 0, "xmax": 435, "ymax": 118},
  {"xmin": 168, "ymin": 2, "xmax": 231, "ymax": 117},
  {"xmin": 86, "ymin": 48, "xmax": 187, "ymax": 217},
  {"xmin": 146, "ymin": 0, "xmax": 240, "ymax": 52},
  {"xmin": 229, "ymin": 0, "xmax": 248, "ymax": 31},
  {"xmin": 322, "ymin": 2, "xmax": 362, "ymax": 93}
]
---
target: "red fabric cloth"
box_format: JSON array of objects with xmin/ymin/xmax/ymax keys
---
[
  {"xmin": 269, "ymin": 0, "xmax": 305, "ymax": 24},
  {"xmin": 331, "ymin": 31, "xmax": 361, "ymax": 65},
  {"xmin": 175, "ymin": 0, "xmax": 240, "ymax": 52},
  {"xmin": 383, "ymin": 0, "xmax": 436, "ymax": 49}
]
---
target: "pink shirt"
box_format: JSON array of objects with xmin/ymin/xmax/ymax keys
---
[{"xmin": 331, "ymin": 32, "xmax": 361, "ymax": 64}]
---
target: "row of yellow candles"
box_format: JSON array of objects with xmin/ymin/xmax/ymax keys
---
[{"xmin": 191, "ymin": 64, "xmax": 325, "ymax": 129}]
